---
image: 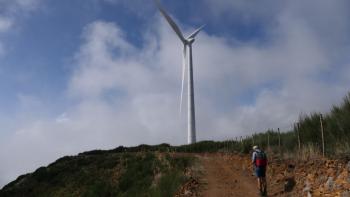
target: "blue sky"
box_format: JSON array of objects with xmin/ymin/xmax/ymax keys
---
[{"xmin": 1, "ymin": 0, "xmax": 350, "ymax": 187}]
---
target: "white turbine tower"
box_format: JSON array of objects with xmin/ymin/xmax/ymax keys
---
[{"xmin": 155, "ymin": 0, "xmax": 204, "ymax": 144}]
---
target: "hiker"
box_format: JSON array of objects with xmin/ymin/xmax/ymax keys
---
[{"xmin": 252, "ymin": 145, "xmax": 267, "ymax": 196}]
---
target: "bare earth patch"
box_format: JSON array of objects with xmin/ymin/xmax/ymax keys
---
[{"xmin": 196, "ymin": 153, "xmax": 260, "ymax": 197}]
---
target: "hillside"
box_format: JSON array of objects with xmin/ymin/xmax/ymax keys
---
[
  {"xmin": 1, "ymin": 146, "xmax": 350, "ymax": 196},
  {"xmin": 2, "ymin": 93, "xmax": 350, "ymax": 196},
  {"xmin": 0, "ymin": 145, "xmax": 193, "ymax": 197}
]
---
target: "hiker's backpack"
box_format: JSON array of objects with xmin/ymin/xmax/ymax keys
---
[{"xmin": 254, "ymin": 151, "xmax": 267, "ymax": 167}]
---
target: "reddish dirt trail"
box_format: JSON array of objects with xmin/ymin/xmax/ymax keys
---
[
  {"xmin": 197, "ymin": 154, "xmax": 260, "ymax": 197},
  {"xmin": 178, "ymin": 153, "xmax": 350, "ymax": 196}
]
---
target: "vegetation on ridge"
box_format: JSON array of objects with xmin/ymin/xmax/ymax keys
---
[
  {"xmin": 176, "ymin": 92, "xmax": 350, "ymax": 158},
  {"xmin": 0, "ymin": 151, "xmax": 193, "ymax": 197}
]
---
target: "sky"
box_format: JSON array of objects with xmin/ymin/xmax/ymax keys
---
[{"xmin": 0, "ymin": 0, "xmax": 350, "ymax": 187}]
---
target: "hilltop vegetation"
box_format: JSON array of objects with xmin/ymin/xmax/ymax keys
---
[
  {"xmin": 246, "ymin": 92, "xmax": 350, "ymax": 157},
  {"xmin": 0, "ymin": 148, "xmax": 193, "ymax": 197},
  {"xmin": 177, "ymin": 93, "xmax": 350, "ymax": 158}
]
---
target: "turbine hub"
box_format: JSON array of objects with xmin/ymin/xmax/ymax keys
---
[{"xmin": 186, "ymin": 38, "xmax": 195, "ymax": 44}]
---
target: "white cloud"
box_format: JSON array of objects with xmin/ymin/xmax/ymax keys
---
[
  {"xmin": 0, "ymin": 17, "xmax": 12, "ymax": 32},
  {"xmin": 55, "ymin": 113, "xmax": 70, "ymax": 123},
  {"xmin": 2, "ymin": 0, "xmax": 350, "ymax": 188},
  {"xmin": 0, "ymin": 20, "xmax": 184, "ymax": 186}
]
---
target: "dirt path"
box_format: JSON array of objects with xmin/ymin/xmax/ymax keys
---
[{"xmin": 196, "ymin": 154, "xmax": 260, "ymax": 197}]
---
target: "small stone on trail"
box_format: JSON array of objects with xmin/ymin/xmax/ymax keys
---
[
  {"xmin": 325, "ymin": 177, "xmax": 334, "ymax": 191},
  {"xmin": 346, "ymin": 161, "xmax": 350, "ymax": 172},
  {"xmin": 303, "ymin": 181, "xmax": 311, "ymax": 192},
  {"xmin": 341, "ymin": 191, "xmax": 350, "ymax": 197}
]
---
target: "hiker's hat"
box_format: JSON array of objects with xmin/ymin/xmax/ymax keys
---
[{"xmin": 253, "ymin": 145, "xmax": 259, "ymax": 150}]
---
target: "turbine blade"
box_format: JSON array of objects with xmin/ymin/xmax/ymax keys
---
[
  {"xmin": 154, "ymin": 0, "xmax": 186, "ymax": 43},
  {"xmin": 180, "ymin": 44, "xmax": 187, "ymax": 113},
  {"xmin": 187, "ymin": 24, "xmax": 206, "ymax": 40}
]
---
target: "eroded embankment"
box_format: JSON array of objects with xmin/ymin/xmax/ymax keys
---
[
  {"xmin": 176, "ymin": 153, "xmax": 350, "ymax": 197},
  {"xmin": 240, "ymin": 154, "xmax": 350, "ymax": 196}
]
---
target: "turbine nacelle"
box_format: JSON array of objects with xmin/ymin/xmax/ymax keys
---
[{"xmin": 185, "ymin": 38, "xmax": 195, "ymax": 45}]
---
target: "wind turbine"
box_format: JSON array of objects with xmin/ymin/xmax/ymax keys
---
[{"xmin": 155, "ymin": 0, "xmax": 204, "ymax": 144}]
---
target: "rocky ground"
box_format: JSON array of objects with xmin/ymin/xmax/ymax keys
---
[
  {"xmin": 177, "ymin": 153, "xmax": 350, "ymax": 197},
  {"xmin": 262, "ymin": 155, "xmax": 350, "ymax": 196}
]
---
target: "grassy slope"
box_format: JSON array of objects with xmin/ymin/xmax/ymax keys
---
[{"xmin": 0, "ymin": 148, "xmax": 193, "ymax": 197}]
